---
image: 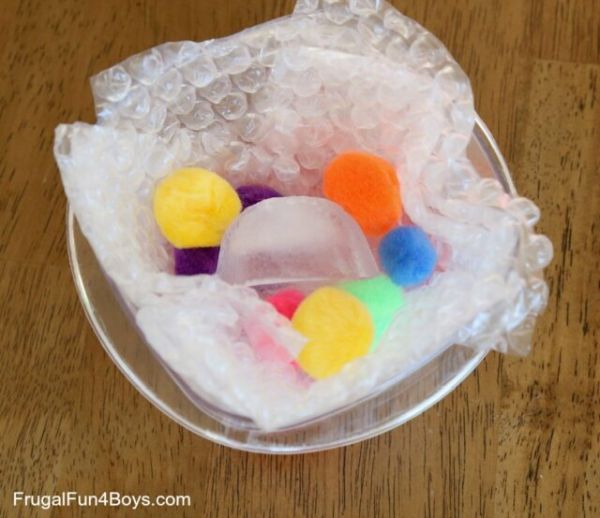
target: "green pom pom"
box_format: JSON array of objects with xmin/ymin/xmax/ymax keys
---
[{"xmin": 339, "ymin": 275, "xmax": 405, "ymax": 350}]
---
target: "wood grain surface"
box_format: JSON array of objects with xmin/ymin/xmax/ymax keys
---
[{"xmin": 0, "ymin": 1, "xmax": 598, "ymax": 516}]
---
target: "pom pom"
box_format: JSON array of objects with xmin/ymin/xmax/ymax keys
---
[
  {"xmin": 339, "ymin": 275, "xmax": 405, "ymax": 349},
  {"xmin": 236, "ymin": 184, "xmax": 282, "ymax": 210},
  {"xmin": 323, "ymin": 151, "xmax": 402, "ymax": 236},
  {"xmin": 242, "ymin": 319, "xmax": 296, "ymax": 365},
  {"xmin": 174, "ymin": 246, "xmax": 219, "ymax": 275},
  {"xmin": 378, "ymin": 226, "xmax": 437, "ymax": 287},
  {"xmin": 265, "ymin": 289, "xmax": 305, "ymax": 319},
  {"xmin": 292, "ymin": 287, "xmax": 374, "ymax": 379},
  {"xmin": 153, "ymin": 167, "xmax": 242, "ymax": 248}
]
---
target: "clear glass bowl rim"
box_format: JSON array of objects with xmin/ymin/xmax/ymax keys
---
[{"xmin": 66, "ymin": 115, "xmax": 515, "ymax": 453}]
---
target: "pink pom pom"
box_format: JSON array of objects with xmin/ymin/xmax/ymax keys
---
[
  {"xmin": 242, "ymin": 320, "xmax": 294, "ymax": 364},
  {"xmin": 242, "ymin": 318, "xmax": 313, "ymax": 385},
  {"xmin": 265, "ymin": 289, "xmax": 306, "ymax": 319}
]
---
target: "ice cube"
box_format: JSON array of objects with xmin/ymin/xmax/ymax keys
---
[{"xmin": 217, "ymin": 196, "xmax": 379, "ymax": 286}]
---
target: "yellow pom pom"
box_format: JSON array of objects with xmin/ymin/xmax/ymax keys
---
[
  {"xmin": 292, "ymin": 287, "xmax": 374, "ymax": 380},
  {"xmin": 153, "ymin": 168, "xmax": 242, "ymax": 248}
]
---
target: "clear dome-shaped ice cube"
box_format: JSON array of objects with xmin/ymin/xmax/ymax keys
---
[{"xmin": 217, "ymin": 196, "xmax": 379, "ymax": 286}]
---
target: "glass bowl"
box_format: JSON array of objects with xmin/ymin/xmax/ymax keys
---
[{"xmin": 67, "ymin": 116, "xmax": 515, "ymax": 454}]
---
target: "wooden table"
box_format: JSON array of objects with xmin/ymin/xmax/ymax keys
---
[{"xmin": 1, "ymin": 1, "xmax": 598, "ymax": 516}]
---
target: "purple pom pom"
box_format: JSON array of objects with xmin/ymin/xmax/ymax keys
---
[
  {"xmin": 174, "ymin": 246, "xmax": 220, "ymax": 275},
  {"xmin": 236, "ymin": 184, "xmax": 282, "ymax": 210},
  {"xmin": 172, "ymin": 185, "xmax": 281, "ymax": 276}
]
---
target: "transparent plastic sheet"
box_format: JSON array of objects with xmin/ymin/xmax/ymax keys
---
[{"xmin": 54, "ymin": 0, "xmax": 552, "ymax": 430}]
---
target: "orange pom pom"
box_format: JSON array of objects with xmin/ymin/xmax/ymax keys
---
[{"xmin": 323, "ymin": 151, "xmax": 402, "ymax": 236}]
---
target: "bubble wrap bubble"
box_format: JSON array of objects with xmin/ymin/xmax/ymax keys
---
[{"xmin": 54, "ymin": 0, "xmax": 552, "ymax": 430}]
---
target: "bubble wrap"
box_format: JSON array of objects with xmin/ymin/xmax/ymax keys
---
[{"xmin": 54, "ymin": 0, "xmax": 552, "ymax": 430}]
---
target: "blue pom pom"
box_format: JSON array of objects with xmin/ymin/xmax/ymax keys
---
[{"xmin": 378, "ymin": 226, "xmax": 437, "ymax": 287}]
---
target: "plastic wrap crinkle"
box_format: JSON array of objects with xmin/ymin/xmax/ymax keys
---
[{"xmin": 54, "ymin": 0, "xmax": 553, "ymax": 430}]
